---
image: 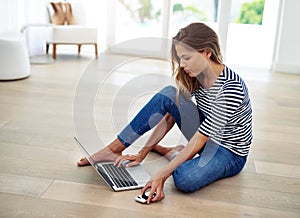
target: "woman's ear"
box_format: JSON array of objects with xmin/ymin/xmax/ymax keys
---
[{"xmin": 203, "ymin": 49, "xmax": 212, "ymax": 59}]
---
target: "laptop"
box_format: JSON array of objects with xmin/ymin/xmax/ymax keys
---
[{"xmin": 74, "ymin": 137, "xmax": 151, "ymax": 191}]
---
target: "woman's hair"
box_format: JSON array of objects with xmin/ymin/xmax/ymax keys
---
[{"xmin": 171, "ymin": 22, "xmax": 223, "ymax": 96}]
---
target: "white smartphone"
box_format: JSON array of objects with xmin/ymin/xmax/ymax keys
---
[{"xmin": 134, "ymin": 191, "xmax": 156, "ymax": 204}]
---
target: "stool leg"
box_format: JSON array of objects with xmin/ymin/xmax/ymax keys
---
[
  {"xmin": 95, "ymin": 43, "xmax": 98, "ymax": 59},
  {"xmin": 46, "ymin": 43, "xmax": 49, "ymax": 54},
  {"xmin": 53, "ymin": 44, "xmax": 57, "ymax": 59},
  {"xmin": 78, "ymin": 44, "xmax": 81, "ymax": 55}
]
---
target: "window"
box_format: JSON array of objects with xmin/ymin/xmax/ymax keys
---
[
  {"xmin": 169, "ymin": 0, "xmax": 218, "ymax": 37},
  {"xmin": 225, "ymin": 0, "xmax": 278, "ymax": 68},
  {"xmin": 107, "ymin": 0, "xmax": 278, "ymax": 69},
  {"xmin": 231, "ymin": 0, "xmax": 265, "ymax": 25},
  {"xmin": 115, "ymin": 0, "xmax": 163, "ymax": 44}
]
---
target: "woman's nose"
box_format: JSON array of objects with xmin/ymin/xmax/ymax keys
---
[{"xmin": 180, "ymin": 60, "xmax": 185, "ymax": 68}]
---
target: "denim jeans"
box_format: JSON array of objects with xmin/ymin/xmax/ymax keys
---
[{"xmin": 117, "ymin": 86, "xmax": 247, "ymax": 192}]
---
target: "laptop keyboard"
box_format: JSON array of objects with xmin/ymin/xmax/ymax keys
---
[{"xmin": 101, "ymin": 163, "xmax": 138, "ymax": 188}]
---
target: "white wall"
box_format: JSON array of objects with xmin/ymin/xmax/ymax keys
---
[{"xmin": 272, "ymin": 0, "xmax": 300, "ymax": 74}]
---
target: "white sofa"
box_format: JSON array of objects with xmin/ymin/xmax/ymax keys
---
[{"xmin": 45, "ymin": 2, "xmax": 98, "ymax": 59}]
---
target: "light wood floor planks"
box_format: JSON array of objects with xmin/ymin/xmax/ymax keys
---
[{"xmin": 0, "ymin": 53, "xmax": 299, "ymax": 217}]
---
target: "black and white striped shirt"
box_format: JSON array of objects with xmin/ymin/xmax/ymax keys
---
[{"xmin": 192, "ymin": 66, "xmax": 252, "ymax": 156}]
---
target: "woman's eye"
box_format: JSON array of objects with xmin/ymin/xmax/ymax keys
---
[{"xmin": 184, "ymin": 57, "xmax": 190, "ymax": 61}]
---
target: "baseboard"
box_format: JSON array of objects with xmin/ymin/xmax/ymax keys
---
[{"xmin": 272, "ymin": 62, "xmax": 300, "ymax": 74}]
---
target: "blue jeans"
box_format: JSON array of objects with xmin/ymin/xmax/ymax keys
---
[{"xmin": 117, "ymin": 86, "xmax": 247, "ymax": 192}]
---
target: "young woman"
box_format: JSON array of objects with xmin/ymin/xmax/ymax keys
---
[{"xmin": 77, "ymin": 22, "xmax": 252, "ymax": 204}]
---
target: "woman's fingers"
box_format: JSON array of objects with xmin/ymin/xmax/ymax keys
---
[
  {"xmin": 114, "ymin": 154, "xmax": 138, "ymax": 167},
  {"xmin": 151, "ymin": 186, "xmax": 165, "ymax": 202},
  {"xmin": 141, "ymin": 178, "xmax": 165, "ymax": 204},
  {"xmin": 147, "ymin": 188, "xmax": 156, "ymax": 204},
  {"xmin": 142, "ymin": 181, "xmax": 152, "ymax": 194},
  {"xmin": 146, "ymin": 187, "xmax": 164, "ymax": 204},
  {"xmin": 125, "ymin": 161, "xmax": 140, "ymax": 167}
]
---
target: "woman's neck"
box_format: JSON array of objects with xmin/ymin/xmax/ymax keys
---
[{"xmin": 197, "ymin": 62, "xmax": 224, "ymax": 89}]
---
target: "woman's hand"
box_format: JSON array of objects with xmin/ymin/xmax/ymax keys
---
[
  {"xmin": 141, "ymin": 174, "xmax": 167, "ymax": 204},
  {"xmin": 114, "ymin": 153, "xmax": 145, "ymax": 167},
  {"xmin": 115, "ymin": 146, "xmax": 152, "ymax": 167}
]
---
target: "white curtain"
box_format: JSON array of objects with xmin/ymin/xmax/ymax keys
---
[
  {"xmin": 22, "ymin": 0, "xmax": 50, "ymax": 56},
  {"xmin": 0, "ymin": 0, "xmax": 50, "ymax": 56},
  {"xmin": 0, "ymin": 0, "xmax": 23, "ymax": 33}
]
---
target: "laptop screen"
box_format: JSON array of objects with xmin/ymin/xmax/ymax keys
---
[{"xmin": 74, "ymin": 137, "xmax": 97, "ymax": 166}]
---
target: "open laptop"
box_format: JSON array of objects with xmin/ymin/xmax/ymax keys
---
[{"xmin": 74, "ymin": 137, "xmax": 151, "ymax": 191}]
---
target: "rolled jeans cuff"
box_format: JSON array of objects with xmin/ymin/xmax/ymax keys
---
[{"xmin": 117, "ymin": 125, "xmax": 141, "ymax": 147}]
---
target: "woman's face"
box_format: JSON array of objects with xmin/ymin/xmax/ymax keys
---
[{"xmin": 175, "ymin": 43, "xmax": 210, "ymax": 77}]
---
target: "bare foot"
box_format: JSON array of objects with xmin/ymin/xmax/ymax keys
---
[
  {"xmin": 77, "ymin": 138, "xmax": 125, "ymax": 167},
  {"xmin": 152, "ymin": 144, "xmax": 184, "ymax": 161},
  {"xmin": 77, "ymin": 147, "xmax": 122, "ymax": 166},
  {"xmin": 77, "ymin": 157, "xmax": 90, "ymax": 166}
]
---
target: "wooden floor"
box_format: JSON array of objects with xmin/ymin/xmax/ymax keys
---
[{"xmin": 0, "ymin": 53, "xmax": 299, "ymax": 217}]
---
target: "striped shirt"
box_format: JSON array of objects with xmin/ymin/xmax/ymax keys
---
[{"xmin": 192, "ymin": 66, "xmax": 252, "ymax": 156}]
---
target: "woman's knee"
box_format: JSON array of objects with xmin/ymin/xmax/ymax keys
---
[
  {"xmin": 173, "ymin": 169, "xmax": 205, "ymax": 193},
  {"xmin": 158, "ymin": 85, "xmax": 177, "ymax": 98},
  {"xmin": 172, "ymin": 158, "xmax": 221, "ymax": 193}
]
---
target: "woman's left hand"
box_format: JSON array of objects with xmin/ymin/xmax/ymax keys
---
[
  {"xmin": 114, "ymin": 153, "xmax": 145, "ymax": 168},
  {"xmin": 141, "ymin": 175, "xmax": 167, "ymax": 204}
]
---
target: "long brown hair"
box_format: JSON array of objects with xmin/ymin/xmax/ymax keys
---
[{"xmin": 171, "ymin": 23, "xmax": 223, "ymax": 96}]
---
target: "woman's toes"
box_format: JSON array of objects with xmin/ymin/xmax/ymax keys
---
[
  {"xmin": 166, "ymin": 145, "xmax": 184, "ymax": 160},
  {"xmin": 77, "ymin": 157, "xmax": 90, "ymax": 166}
]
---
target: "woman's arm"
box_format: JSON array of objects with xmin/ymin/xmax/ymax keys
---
[
  {"xmin": 139, "ymin": 113, "xmax": 175, "ymax": 157},
  {"xmin": 115, "ymin": 113, "xmax": 175, "ymax": 167},
  {"xmin": 142, "ymin": 131, "xmax": 209, "ymax": 204}
]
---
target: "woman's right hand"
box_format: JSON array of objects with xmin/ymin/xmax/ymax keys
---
[{"xmin": 114, "ymin": 153, "xmax": 146, "ymax": 168}]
